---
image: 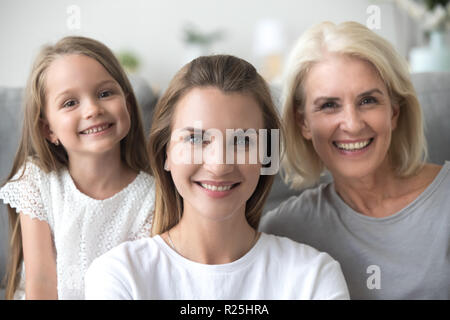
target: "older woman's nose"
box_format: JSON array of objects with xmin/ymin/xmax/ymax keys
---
[{"xmin": 339, "ymin": 105, "xmax": 365, "ymax": 133}]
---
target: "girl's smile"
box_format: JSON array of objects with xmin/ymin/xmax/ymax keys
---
[{"xmin": 43, "ymin": 54, "xmax": 131, "ymax": 157}]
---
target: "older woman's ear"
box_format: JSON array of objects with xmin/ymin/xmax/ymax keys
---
[
  {"xmin": 391, "ymin": 103, "xmax": 400, "ymax": 131},
  {"xmin": 295, "ymin": 108, "xmax": 312, "ymax": 140}
]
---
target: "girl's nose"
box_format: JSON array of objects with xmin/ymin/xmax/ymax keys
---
[{"xmin": 83, "ymin": 99, "xmax": 104, "ymax": 119}]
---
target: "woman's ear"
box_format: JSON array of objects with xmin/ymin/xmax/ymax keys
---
[
  {"xmin": 391, "ymin": 103, "xmax": 400, "ymax": 131},
  {"xmin": 295, "ymin": 108, "xmax": 312, "ymax": 140}
]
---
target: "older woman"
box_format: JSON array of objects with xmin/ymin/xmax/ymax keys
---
[{"xmin": 259, "ymin": 21, "xmax": 450, "ymax": 299}]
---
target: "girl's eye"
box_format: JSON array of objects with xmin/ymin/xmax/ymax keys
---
[
  {"xmin": 360, "ymin": 96, "xmax": 377, "ymax": 105},
  {"xmin": 99, "ymin": 90, "xmax": 112, "ymax": 98},
  {"xmin": 63, "ymin": 100, "xmax": 77, "ymax": 108}
]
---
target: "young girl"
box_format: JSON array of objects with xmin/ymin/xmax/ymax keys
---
[
  {"xmin": 0, "ymin": 36, "xmax": 155, "ymax": 300},
  {"xmin": 85, "ymin": 55, "xmax": 349, "ymax": 300}
]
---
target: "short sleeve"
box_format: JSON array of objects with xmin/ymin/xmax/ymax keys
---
[
  {"xmin": 0, "ymin": 161, "xmax": 48, "ymax": 222},
  {"xmin": 310, "ymin": 253, "xmax": 350, "ymax": 300}
]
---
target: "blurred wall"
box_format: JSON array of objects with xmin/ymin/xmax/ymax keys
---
[{"xmin": 0, "ymin": 0, "xmax": 412, "ymax": 90}]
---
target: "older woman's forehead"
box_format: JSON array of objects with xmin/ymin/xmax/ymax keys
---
[{"xmin": 304, "ymin": 54, "xmax": 388, "ymax": 96}]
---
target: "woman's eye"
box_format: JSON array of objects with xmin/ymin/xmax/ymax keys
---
[
  {"xmin": 186, "ymin": 134, "xmax": 203, "ymax": 145},
  {"xmin": 320, "ymin": 101, "xmax": 337, "ymax": 110},
  {"xmin": 234, "ymin": 135, "xmax": 251, "ymax": 147},
  {"xmin": 63, "ymin": 100, "xmax": 77, "ymax": 108},
  {"xmin": 360, "ymin": 96, "xmax": 377, "ymax": 105}
]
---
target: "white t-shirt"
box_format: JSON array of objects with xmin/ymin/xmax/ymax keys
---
[
  {"xmin": 0, "ymin": 160, "xmax": 155, "ymax": 299},
  {"xmin": 85, "ymin": 233, "xmax": 350, "ymax": 300}
]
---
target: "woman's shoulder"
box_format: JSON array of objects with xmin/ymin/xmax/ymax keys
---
[
  {"xmin": 260, "ymin": 182, "xmax": 333, "ymax": 225},
  {"xmin": 90, "ymin": 237, "xmax": 156, "ymax": 268},
  {"xmin": 262, "ymin": 232, "xmax": 335, "ymax": 263}
]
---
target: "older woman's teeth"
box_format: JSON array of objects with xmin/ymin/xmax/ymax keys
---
[
  {"xmin": 200, "ymin": 183, "xmax": 233, "ymax": 191},
  {"xmin": 335, "ymin": 140, "xmax": 371, "ymax": 151},
  {"xmin": 82, "ymin": 124, "xmax": 110, "ymax": 134}
]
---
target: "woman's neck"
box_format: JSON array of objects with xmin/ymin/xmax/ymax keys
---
[
  {"xmin": 67, "ymin": 147, "xmax": 137, "ymax": 200},
  {"xmin": 333, "ymin": 161, "xmax": 441, "ymax": 218},
  {"xmin": 164, "ymin": 207, "xmax": 258, "ymax": 265}
]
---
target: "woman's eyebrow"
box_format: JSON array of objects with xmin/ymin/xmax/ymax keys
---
[
  {"xmin": 312, "ymin": 88, "xmax": 384, "ymax": 105},
  {"xmin": 313, "ymin": 96, "xmax": 340, "ymax": 105},
  {"xmin": 357, "ymin": 88, "xmax": 383, "ymax": 98},
  {"xmin": 180, "ymin": 127, "xmax": 205, "ymax": 133}
]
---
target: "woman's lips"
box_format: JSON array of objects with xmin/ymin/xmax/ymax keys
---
[
  {"xmin": 194, "ymin": 181, "xmax": 240, "ymax": 198},
  {"xmin": 333, "ymin": 138, "xmax": 374, "ymax": 154}
]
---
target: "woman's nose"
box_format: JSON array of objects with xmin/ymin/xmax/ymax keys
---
[
  {"xmin": 202, "ymin": 140, "xmax": 234, "ymax": 176},
  {"xmin": 339, "ymin": 104, "xmax": 365, "ymax": 134}
]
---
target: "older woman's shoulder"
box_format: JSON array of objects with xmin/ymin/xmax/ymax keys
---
[{"xmin": 260, "ymin": 182, "xmax": 334, "ymax": 233}]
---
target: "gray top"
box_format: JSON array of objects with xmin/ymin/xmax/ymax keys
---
[{"xmin": 259, "ymin": 162, "xmax": 450, "ymax": 299}]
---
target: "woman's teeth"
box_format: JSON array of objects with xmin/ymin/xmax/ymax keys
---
[
  {"xmin": 335, "ymin": 139, "xmax": 372, "ymax": 151},
  {"xmin": 200, "ymin": 183, "xmax": 233, "ymax": 192},
  {"xmin": 82, "ymin": 124, "xmax": 110, "ymax": 134}
]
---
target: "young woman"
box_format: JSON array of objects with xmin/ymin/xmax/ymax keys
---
[{"xmin": 85, "ymin": 55, "xmax": 349, "ymax": 300}]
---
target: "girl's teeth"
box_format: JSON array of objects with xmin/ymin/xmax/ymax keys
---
[
  {"xmin": 83, "ymin": 124, "xmax": 110, "ymax": 134},
  {"xmin": 200, "ymin": 183, "xmax": 233, "ymax": 191},
  {"xmin": 336, "ymin": 140, "xmax": 371, "ymax": 151}
]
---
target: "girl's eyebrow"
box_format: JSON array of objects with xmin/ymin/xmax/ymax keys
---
[{"xmin": 53, "ymin": 79, "xmax": 118, "ymax": 103}]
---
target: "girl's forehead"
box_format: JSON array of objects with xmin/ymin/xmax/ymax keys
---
[{"xmin": 171, "ymin": 87, "xmax": 265, "ymax": 131}]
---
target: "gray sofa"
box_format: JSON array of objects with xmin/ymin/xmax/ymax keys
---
[{"xmin": 0, "ymin": 72, "xmax": 449, "ymax": 299}]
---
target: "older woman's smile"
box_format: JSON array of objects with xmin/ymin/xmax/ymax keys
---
[{"xmin": 333, "ymin": 138, "xmax": 374, "ymax": 152}]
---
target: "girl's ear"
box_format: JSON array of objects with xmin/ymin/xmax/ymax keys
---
[
  {"xmin": 40, "ymin": 118, "xmax": 58, "ymax": 144},
  {"xmin": 295, "ymin": 108, "xmax": 312, "ymax": 140}
]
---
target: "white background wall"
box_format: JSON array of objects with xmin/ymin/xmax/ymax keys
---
[{"xmin": 0, "ymin": 0, "xmax": 417, "ymax": 91}]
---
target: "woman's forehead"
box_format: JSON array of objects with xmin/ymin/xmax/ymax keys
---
[{"xmin": 171, "ymin": 87, "xmax": 265, "ymax": 131}]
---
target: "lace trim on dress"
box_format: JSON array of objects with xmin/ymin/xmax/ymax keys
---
[{"xmin": 0, "ymin": 161, "xmax": 47, "ymax": 222}]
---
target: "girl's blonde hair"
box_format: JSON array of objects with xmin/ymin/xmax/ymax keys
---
[
  {"xmin": 148, "ymin": 55, "xmax": 282, "ymax": 236},
  {"xmin": 2, "ymin": 36, "xmax": 149, "ymax": 299},
  {"xmin": 282, "ymin": 21, "xmax": 427, "ymax": 189}
]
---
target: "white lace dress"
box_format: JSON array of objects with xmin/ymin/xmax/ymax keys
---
[{"xmin": 0, "ymin": 160, "xmax": 155, "ymax": 299}]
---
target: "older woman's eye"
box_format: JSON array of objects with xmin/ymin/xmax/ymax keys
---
[
  {"xmin": 320, "ymin": 101, "xmax": 338, "ymax": 110},
  {"xmin": 360, "ymin": 96, "xmax": 377, "ymax": 105}
]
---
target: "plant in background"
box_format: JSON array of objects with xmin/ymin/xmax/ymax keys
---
[
  {"xmin": 183, "ymin": 23, "xmax": 224, "ymax": 50},
  {"xmin": 117, "ymin": 50, "xmax": 140, "ymax": 74},
  {"xmin": 394, "ymin": 0, "xmax": 450, "ymax": 31}
]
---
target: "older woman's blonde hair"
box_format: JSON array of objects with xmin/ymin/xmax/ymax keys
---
[{"xmin": 282, "ymin": 21, "xmax": 427, "ymax": 189}]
